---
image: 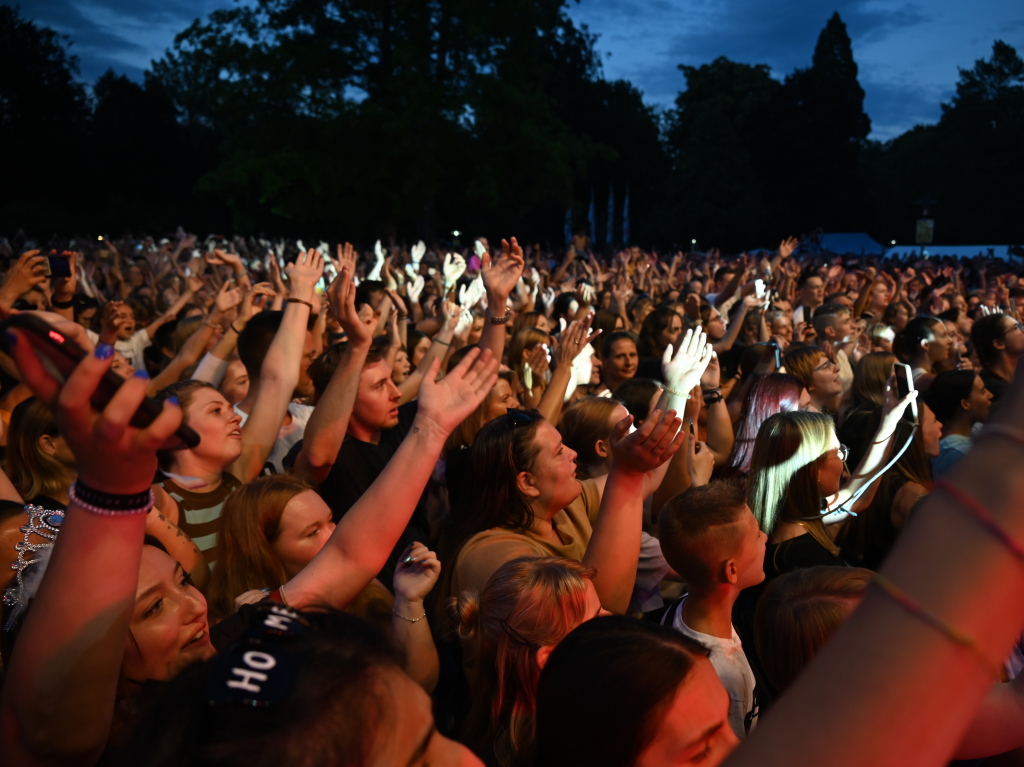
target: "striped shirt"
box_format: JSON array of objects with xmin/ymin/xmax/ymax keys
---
[{"xmin": 160, "ymin": 473, "xmax": 241, "ymax": 567}]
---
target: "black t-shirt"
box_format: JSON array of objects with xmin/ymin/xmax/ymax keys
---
[
  {"xmin": 763, "ymin": 532, "xmax": 848, "ymax": 582},
  {"xmin": 980, "ymin": 368, "xmax": 1010, "ymax": 406},
  {"xmin": 315, "ymin": 401, "xmax": 429, "ymax": 588}
]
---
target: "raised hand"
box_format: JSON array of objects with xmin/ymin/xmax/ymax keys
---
[
  {"xmin": 205, "ymin": 249, "xmax": 243, "ymax": 270},
  {"xmin": 415, "ymin": 347, "xmax": 499, "ymax": 436},
  {"xmin": 410, "ymin": 240, "xmax": 427, "ymax": 266},
  {"xmin": 239, "ymin": 282, "xmax": 275, "ymax": 322},
  {"xmin": 482, "ymin": 237, "xmax": 526, "ymax": 303},
  {"xmin": 1, "ymin": 250, "xmax": 48, "ymax": 303},
  {"xmin": 608, "ymin": 408, "xmax": 685, "ymax": 476},
  {"xmin": 459, "ymin": 274, "xmax": 486, "ymax": 309},
  {"xmin": 406, "ymin": 273, "xmax": 425, "ymax": 304},
  {"xmin": 369, "ymin": 240, "xmax": 386, "ymax": 281},
  {"xmin": 687, "ymin": 429, "xmax": 715, "ymax": 487},
  {"xmin": 553, "ymin": 313, "xmax": 601, "ymax": 369},
  {"xmin": 7, "ymin": 325, "xmax": 183, "ymax": 494},
  {"xmin": 214, "ymin": 280, "xmax": 243, "ymax": 314},
  {"xmin": 442, "ymin": 252, "xmax": 467, "ymax": 290},
  {"xmin": 661, "ymin": 328, "xmax": 714, "ymax": 395},
  {"xmin": 393, "ymin": 541, "xmax": 441, "ymax": 605},
  {"xmin": 285, "ymin": 249, "xmax": 324, "ymax": 298},
  {"xmin": 778, "ymin": 236, "xmax": 799, "ymax": 260}
]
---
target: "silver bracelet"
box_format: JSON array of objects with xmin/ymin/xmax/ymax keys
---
[{"xmin": 392, "ymin": 609, "xmax": 427, "ymax": 623}]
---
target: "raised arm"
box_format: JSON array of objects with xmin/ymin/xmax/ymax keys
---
[
  {"xmin": 535, "ymin": 315, "xmax": 600, "ymax": 424},
  {"xmin": 228, "ymin": 249, "xmax": 323, "ymax": 482},
  {"xmin": 584, "ymin": 408, "xmax": 684, "ymax": 614},
  {"xmin": 0, "ymin": 328, "xmax": 184, "ymax": 765},
  {"xmin": 281, "ymin": 349, "xmax": 498, "ymax": 609},
  {"xmin": 293, "ymin": 254, "xmax": 372, "ymax": 487},
  {"xmin": 478, "ymin": 236, "xmax": 525, "ymax": 360}
]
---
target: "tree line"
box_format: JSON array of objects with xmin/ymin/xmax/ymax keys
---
[{"xmin": 1, "ymin": 2, "xmax": 1021, "ymax": 249}]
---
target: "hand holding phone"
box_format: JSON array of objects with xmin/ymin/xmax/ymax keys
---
[{"xmin": 894, "ymin": 362, "xmax": 918, "ymax": 421}]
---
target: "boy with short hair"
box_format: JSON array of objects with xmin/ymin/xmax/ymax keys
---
[{"xmin": 659, "ymin": 479, "xmax": 766, "ymax": 738}]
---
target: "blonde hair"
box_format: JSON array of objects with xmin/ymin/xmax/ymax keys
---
[
  {"xmin": 448, "ymin": 557, "xmax": 595, "ymax": 767},
  {"xmin": 748, "ymin": 410, "xmax": 839, "ymax": 556}
]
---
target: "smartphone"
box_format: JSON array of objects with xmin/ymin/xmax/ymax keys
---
[
  {"xmin": 48, "ymin": 254, "xmax": 72, "ymax": 279},
  {"xmin": 770, "ymin": 341, "xmax": 781, "ymax": 369},
  {"xmin": 0, "ymin": 314, "xmax": 200, "ymax": 448},
  {"xmin": 894, "ymin": 362, "xmax": 918, "ymax": 421},
  {"xmin": 755, "ymin": 279, "xmax": 766, "ymax": 299}
]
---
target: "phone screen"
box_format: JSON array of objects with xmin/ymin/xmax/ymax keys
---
[
  {"xmin": 48, "ymin": 255, "xmax": 72, "ymax": 279},
  {"xmin": 894, "ymin": 362, "xmax": 918, "ymax": 420}
]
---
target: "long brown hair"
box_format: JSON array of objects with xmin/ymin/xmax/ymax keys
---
[
  {"xmin": 206, "ymin": 475, "xmax": 309, "ymax": 620},
  {"xmin": 557, "ymin": 396, "xmax": 622, "ymax": 477},
  {"xmin": 449, "ymin": 557, "xmax": 595, "ymax": 767},
  {"xmin": 7, "ymin": 397, "xmax": 72, "ymax": 501}
]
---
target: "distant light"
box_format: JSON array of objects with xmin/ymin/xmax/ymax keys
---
[
  {"xmin": 691, "ymin": 238, "xmax": 697, "ymax": 244},
  {"xmin": 891, "ymin": 240, "xmax": 896, "ymax": 245},
  {"xmin": 452, "ymin": 230, "xmax": 461, "ymax": 237}
]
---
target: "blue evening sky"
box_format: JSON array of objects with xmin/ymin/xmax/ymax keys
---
[{"xmin": 17, "ymin": 0, "xmax": 1024, "ymax": 140}]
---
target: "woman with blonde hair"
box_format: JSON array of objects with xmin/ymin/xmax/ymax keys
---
[
  {"xmin": 449, "ymin": 556, "xmax": 604, "ymax": 767},
  {"xmin": 747, "ymin": 387, "xmax": 916, "ymax": 581}
]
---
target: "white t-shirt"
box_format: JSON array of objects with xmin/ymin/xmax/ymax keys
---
[
  {"xmin": 86, "ymin": 328, "xmax": 151, "ymax": 370},
  {"xmin": 234, "ymin": 401, "xmax": 313, "ymax": 475},
  {"xmin": 666, "ymin": 595, "xmax": 758, "ymax": 738}
]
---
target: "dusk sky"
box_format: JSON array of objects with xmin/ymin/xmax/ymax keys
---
[{"xmin": 18, "ymin": 0, "xmax": 1024, "ymax": 140}]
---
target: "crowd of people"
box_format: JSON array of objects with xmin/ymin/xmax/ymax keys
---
[{"xmin": 1, "ymin": 230, "xmax": 1024, "ymax": 766}]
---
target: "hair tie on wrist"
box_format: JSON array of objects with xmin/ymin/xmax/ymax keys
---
[
  {"xmin": 287, "ymin": 298, "xmax": 314, "ymax": 310},
  {"xmin": 229, "ymin": 322, "xmax": 242, "ymax": 334}
]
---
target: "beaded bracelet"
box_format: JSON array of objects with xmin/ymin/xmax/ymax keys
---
[
  {"xmin": 69, "ymin": 481, "xmax": 154, "ymax": 516},
  {"xmin": 662, "ymin": 385, "xmax": 692, "ymax": 400},
  {"xmin": 870, "ymin": 572, "xmax": 1000, "ymax": 679}
]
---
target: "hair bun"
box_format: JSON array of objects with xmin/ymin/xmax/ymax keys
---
[{"xmin": 447, "ymin": 591, "xmax": 481, "ymax": 638}]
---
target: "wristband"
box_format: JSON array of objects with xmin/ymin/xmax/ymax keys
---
[
  {"xmin": 434, "ymin": 338, "xmax": 451, "ymax": 347},
  {"xmin": 703, "ymin": 391, "xmax": 724, "ymax": 405},
  {"xmin": 229, "ymin": 322, "xmax": 242, "ymax": 334},
  {"xmin": 485, "ymin": 307, "xmax": 512, "ymax": 325},
  {"xmin": 70, "ymin": 480, "xmax": 154, "ymax": 516},
  {"xmin": 287, "ymin": 298, "xmax": 314, "ymax": 310},
  {"xmin": 51, "ymin": 297, "xmax": 75, "ymax": 309}
]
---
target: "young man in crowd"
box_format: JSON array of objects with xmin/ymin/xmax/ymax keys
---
[
  {"xmin": 971, "ymin": 312, "xmax": 1023, "ymax": 406},
  {"xmin": 924, "ymin": 370, "xmax": 993, "ymax": 477},
  {"xmin": 812, "ymin": 304, "xmax": 857, "ymax": 397},
  {"xmin": 658, "ymin": 479, "xmax": 767, "ymax": 739}
]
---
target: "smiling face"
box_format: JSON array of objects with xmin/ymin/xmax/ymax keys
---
[
  {"xmin": 808, "ymin": 353, "xmax": 843, "ymax": 405},
  {"xmin": 271, "ymin": 490, "xmax": 336, "ymax": 580},
  {"xmin": 603, "ymin": 338, "xmax": 638, "ymax": 386},
  {"xmin": 635, "ymin": 658, "xmax": 739, "ymax": 767},
  {"xmin": 122, "ymin": 546, "xmax": 216, "ymax": 685}
]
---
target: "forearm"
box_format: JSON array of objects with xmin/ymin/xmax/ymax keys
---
[
  {"xmin": 703, "ymin": 400, "xmax": 734, "ymax": 464},
  {"xmin": 284, "ymin": 418, "xmax": 448, "ymax": 608},
  {"xmin": 392, "ymin": 597, "xmax": 440, "ymax": 693},
  {"xmin": 145, "ymin": 290, "xmax": 195, "ymax": 339},
  {"xmin": 294, "ymin": 341, "xmax": 370, "ymax": 486},
  {"xmin": 1, "ymin": 505, "xmax": 146, "ymax": 763},
  {"xmin": 535, "ymin": 365, "xmax": 573, "ymax": 424},
  {"xmin": 478, "ymin": 290, "xmax": 508, "ymax": 360},
  {"xmin": 583, "ymin": 469, "xmax": 644, "ymax": 614},
  {"xmin": 713, "ymin": 308, "xmax": 747, "ymax": 353},
  {"xmin": 953, "ymin": 681, "xmax": 1024, "ymax": 759},
  {"xmin": 147, "ymin": 324, "xmax": 217, "ymax": 396}
]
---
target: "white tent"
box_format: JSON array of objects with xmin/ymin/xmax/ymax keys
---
[{"xmin": 819, "ymin": 233, "xmax": 885, "ymax": 256}]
